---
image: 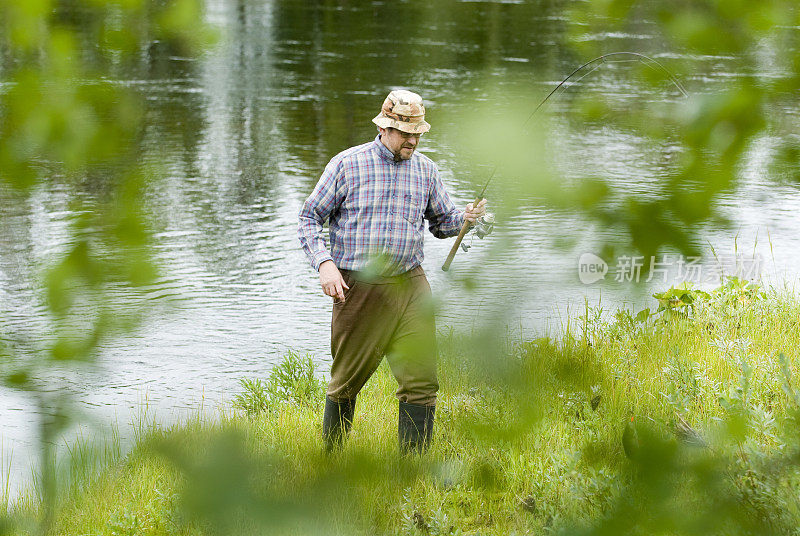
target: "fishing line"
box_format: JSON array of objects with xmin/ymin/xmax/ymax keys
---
[
  {"xmin": 442, "ymin": 51, "xmax": 689, "ymax": 271},
  {"xmin": 537, "ymin": 62, "xmax": 606, "ymax": 120}
]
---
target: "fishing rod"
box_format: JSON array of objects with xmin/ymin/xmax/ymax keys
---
[{"xmin": 441, "ymin": 52, "xmax": 689, "ymax": 271}]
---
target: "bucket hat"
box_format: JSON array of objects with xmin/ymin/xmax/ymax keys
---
[{"xmin": 372, "ymin": 90, "xmax": 431, "ymax": 134}]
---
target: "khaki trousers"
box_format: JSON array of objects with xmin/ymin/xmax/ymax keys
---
[{"xmin": 327, "ymin": 266, "xmax": 438, "ymax": 407}]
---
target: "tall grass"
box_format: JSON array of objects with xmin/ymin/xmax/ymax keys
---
[
  {"xmin": 1, "ymin": 442, "xmax": 10, "ymax": 519},
  {"xmin": 4, "ymin": 279, "xmax": 800, "ymax": 535}
]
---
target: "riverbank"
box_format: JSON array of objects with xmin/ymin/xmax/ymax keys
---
[{"xmin": 5, "ymin": 278, "xmax": 800, "ymax": 535}]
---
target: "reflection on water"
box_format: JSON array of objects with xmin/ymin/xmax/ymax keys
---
[{"xmin": 1, "ymin": 0, "xmax": 799, "ymax": 496}]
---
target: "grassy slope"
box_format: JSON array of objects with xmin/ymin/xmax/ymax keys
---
[{"xmin": 6, "ymin": 284, "xmax": 800, "ymax": 535}]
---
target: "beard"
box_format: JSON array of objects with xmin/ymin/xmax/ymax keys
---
[{"xmin": 397, "ymin": 145, "xmax": 415, "ymax": 160}]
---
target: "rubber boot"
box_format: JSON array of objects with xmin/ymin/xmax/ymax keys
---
[
  {"xmin": 398, "ymin": 401, "xmax": 435, "ymax": 454},
  {"xmin": 322, "ymin": 396, "xmax": 356, "ymax": 453}
]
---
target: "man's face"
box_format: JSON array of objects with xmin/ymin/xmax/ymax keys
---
[{"xmin": 379, "ymin": 127, "xmax": 421, "ymax": 160}]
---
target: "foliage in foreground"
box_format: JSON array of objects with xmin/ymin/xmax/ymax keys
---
[
  {"xmin": 0, "ymin": 0, "xmax": 212, "ymax": 529},
  {"xmin": 4, "ymin": 283, "xmax": 800, "ymax": 535},
  {"xmin": 2, "ymin": 0, "xmax": 799, "ymax": 532}
]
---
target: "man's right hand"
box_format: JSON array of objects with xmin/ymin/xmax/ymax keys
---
[{"xmin": 319, "ymin": 260, "xmax": 349, "ymax": 302}]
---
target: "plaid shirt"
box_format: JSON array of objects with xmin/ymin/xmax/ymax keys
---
[{"xmin": 298, "ymin": 136, "xmax": 464, "ymax": 276}]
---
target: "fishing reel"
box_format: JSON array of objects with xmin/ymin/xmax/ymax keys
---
[{"xmin": 460, "ymin": 213, "xmax": 495, "ymax": 252}]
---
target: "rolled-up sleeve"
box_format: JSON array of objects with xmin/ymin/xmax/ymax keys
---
[
  {"xmin": 298, "ymin": 159, "xmax": 345, "ymax": 271},
  {"xmin": 425, "ymin": 166, "xmax": 465, "ymax": 238}
]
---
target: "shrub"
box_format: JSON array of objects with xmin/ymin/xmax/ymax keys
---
[{"xmin": 233, "ymin": 351, "xmax": 325, "ymax": 417}]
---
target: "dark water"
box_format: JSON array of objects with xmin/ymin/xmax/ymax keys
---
[{"xmin": 1, "ymin": 0, "xmax": 799, "ymax": 497}]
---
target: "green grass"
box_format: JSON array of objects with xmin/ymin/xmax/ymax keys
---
[{"xmin": 5, "ymin": 279, "xmax": 800, "ymax": 535}]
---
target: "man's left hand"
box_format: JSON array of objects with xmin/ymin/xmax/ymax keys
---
[{"xmin": 464, "ymin": 198, "xmax": 487, "ymax": 224}]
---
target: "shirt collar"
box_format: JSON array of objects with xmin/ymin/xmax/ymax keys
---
[{"xmin": 372, "ymin": 134, "xmax": 403, "ymax": 163}]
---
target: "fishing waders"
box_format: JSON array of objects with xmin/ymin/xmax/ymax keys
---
[{"xmin": 325, "ymin": 267, "xmax": 439, "ymax": 455}]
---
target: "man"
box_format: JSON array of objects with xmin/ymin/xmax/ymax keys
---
[{"xmin": 298, "ymin": 89, "xmax": 486, "ymax": 453}]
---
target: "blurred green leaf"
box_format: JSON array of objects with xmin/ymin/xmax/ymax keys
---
[{"xmin": 0, "ymin": 0, "xmax": 213, "ymax": 531}]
